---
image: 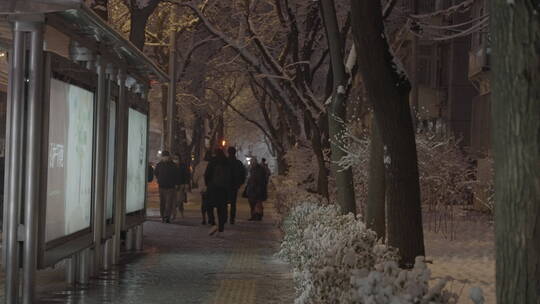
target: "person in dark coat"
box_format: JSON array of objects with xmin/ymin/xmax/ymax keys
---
[
  {"xmin": 171, "ymin": 154, "xmax": 190, "ymax": 220},
  {"xmin": 148, "ymin": 163, "xmax": 154, "ymax": 182},
  {"xmin": 204, "ymin": 148, "xmax": 233, "ymax": 236},
  {"xmin": 154, "ymin": 151, "xmax": 179, "ymax": 223},
  {"xmin": 245, "ymin": 157, "xmax": 268, "ymax": 221},
  {"xmin": 261, "ymin": 158, "xmax": 271, "ymax": 180},
  {"xmin": 226, "ymin": 147, "xmax": 246, "ymax": 225}
]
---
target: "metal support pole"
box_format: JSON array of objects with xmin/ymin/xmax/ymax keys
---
[
  {"xmin": 119, "ymin": 89, "xmax": 129, "ymax": 233},
  {"xmin": 112, "ymin": 70, "xmax": 126, "ymax": 265},
  {"xmin": 22, "ymin": 20, "xmax": 44, "ymax": 304},
  {"xmin": 78, "ymin": 249, "xmax": 89, "ymax": 285},
  {"xmin": 166, "ymin": 26, "xmax": 177, "ymax": 152},
  {"xmin": 125, "ymin": 228, "xmax": 133, "ymax": 251},
  {"xmin": 5, "ymin": 23, "xmax": 27, "ymax": 304},
  {"xmin": 92, "ymin": 55, "xmax": 108, "ymax": 275},
  {"xmin": 66, "ymin": 255, "xmax": 78, "ymax": 285},
  {"xmin": 102, "ymin": 238, "xmax": 112, "ymax": 270},
  {"xmin": 135, "ymin": 225, "xmax": 143, "ymax": 251},
  {"xmin": 103, "ymin": 64, "xmax": 116, "ymax": 240},
  {"xmin": 88, "ymin": 249, "xmax": 95, "ymax": 277}
]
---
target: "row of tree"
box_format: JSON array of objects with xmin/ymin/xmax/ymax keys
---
[{"xmin": 92, "ymin": 0, "xmax": 538, "ymax": 302}]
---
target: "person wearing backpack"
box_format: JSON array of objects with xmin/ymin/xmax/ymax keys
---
[
  {"xmin": 204, "ymin": 148, "xmax": 233, "ymax": 236},
  {"xmin": 171, "ymin": 154, "xmax": 190, "ymax": 220},
  {"xmin": 226, "ymin": 146, "xmax": 246, "ymax": 225}
]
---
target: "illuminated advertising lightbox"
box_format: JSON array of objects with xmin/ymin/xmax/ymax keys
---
[
  {"xmin": 105, "ymin": 100, "xmax": 116, "ymax": 220},
  {"xmin": 125, "ymin": 108, "xmax": 148, "ymax": 213},
  {"xmin": 45, "ymin": 79, "xmax": 94, "ymax": 242}
]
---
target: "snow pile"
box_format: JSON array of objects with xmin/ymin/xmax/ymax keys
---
[{"xmin": 278, "ymin": 202, "xmax": 457, "ymax": 304}]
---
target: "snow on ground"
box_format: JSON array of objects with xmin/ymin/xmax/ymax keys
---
[{"xmin": 424, "ymin": 209, "xmax": 495, "ymax": 303}]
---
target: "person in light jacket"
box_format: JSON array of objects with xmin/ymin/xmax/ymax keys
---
[{"xmin": 193, "ymin": 151, "xmax": 211, "ymax": 225}]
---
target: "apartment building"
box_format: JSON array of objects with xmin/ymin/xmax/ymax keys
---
[
  {"xmin": 399, "ymin": 0, "xmax": 479, "ymax": 147},
  {"xmin": 398, "ymin": 0, "xmax": 492, "ymax": 208}
]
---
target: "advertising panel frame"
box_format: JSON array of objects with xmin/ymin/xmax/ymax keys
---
[
  {"xmin": 37, "ymin": 52, "xmax": 98, "ymax": 268},
  {"xmin": 123, "ymin": 92, "xmax": 148, "ymax": 231},
  {"xmin": 103, "ymin": 81, "xmax": 119, "ymax": 240}
]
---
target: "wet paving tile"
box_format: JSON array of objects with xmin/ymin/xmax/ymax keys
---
[{"xmin": 27, "ymin": 191, "xmax": 294, "ymax": 304}]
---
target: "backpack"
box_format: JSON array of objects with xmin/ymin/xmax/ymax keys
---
[
  {"xmin": 232, "ymin": 159, "xmax": 247, "ymax": 188},
  {"xmin": 210, "ymin": 162, "xmax": 231, "ymax": 189}
]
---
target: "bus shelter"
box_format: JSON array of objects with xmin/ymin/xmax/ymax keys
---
[{"xmin": 0, "ymin": 2, "xmax": 168, "ymax": 303}]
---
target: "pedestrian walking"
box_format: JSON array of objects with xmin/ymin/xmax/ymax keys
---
[
  {"xmin": 245, "ymin": 157, "xmax": 268, "ymax": 221},
  {"xmin": 154, "ymin": 151, "xmax": 178, "ymax": 223},
  {"xmin": 171, "ymin": 154, "xmax": 190, "ymax": 220},
  {"xmin": 193, "ymin": 152, "xmax": 212, "ymax": 225},
  {"xmin": 204, "ymin": 148, "xmax": 233, "ymax": 236},
  {"xmin": 261, "ymin": 158, "xmax": 271, "ymax": 181},
  {"xmin": 226, "ymin": 147, "xmax": 246, "ymax": 225},
  {"xmin": 148, "ymin": 162, "xmax": 154, "ymax": 182}
]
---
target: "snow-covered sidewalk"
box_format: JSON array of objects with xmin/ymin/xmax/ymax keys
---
[{"xmin": 424, "ymin": 210, "xmax": 495, "ymax": 303}]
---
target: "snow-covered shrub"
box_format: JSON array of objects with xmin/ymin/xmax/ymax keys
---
[
  {"xmin": 333, "ymin": 124, "xmax": 370, "ymax": 215},
  {"xmin": 415, "ymin": 132, "xmax": 475, "ymax": 238},
  {"xmin": 351, "ymin": 257, "xmax": 457, "ymax": 304},
  {"xmin": 338, "ymin": 124, "xmax": 476, "ymax": 238},
  {"xmin": 279, "ymin": 203, "xmax": 455, "ymax": 304}
]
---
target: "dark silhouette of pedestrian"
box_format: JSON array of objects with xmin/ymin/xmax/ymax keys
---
[
  {"xmin": 245, "ymin": 157, "xmax": 268, "ymax": 221},
  {"xmin": 171, "ymin": 154, "xmax": 190, "ymax": 220},
  {"xmin": 148, "ymin": 163, "xmax": 154, "ymax": 182},
  {"xmin": 154, "ymin": 151, "xmax": 179, "ymax": 223},
  {"xmin": 226, "ymin": 147, "xmax": 246, "ymax": 225},
  {"xmin": 204, "ymin": 148, "xmax": 233, "ymax": 236}
]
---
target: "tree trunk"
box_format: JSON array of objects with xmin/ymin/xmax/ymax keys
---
[
  {"xmin": 190, "ymin": 114, "xmax": 204, "ymax": 166},
  {"xmin": 366, "ymin": 120, "xmax": 386, "ymax": 240},
  {"xmin": 161, "ymin": 84, "xmax": 168, "ymax": 150},
  {"xmin": 129, "ymin": 0, "xmax": 160, "ymax": 50},
  {"xmin": 307, "ymin": 115, "xmax": 330, "ymax": 198},
  {"xmin": 174, "ymin": 119, "xmax": 190, "ymax": 162},
  {"xmin": 491, "ymin": 1, "xmax": 540, "ymax": 303},
  {"xmin": 350, "ymin": 0, "xmax": 424, "ymax": 267},
  {"xmin": 276, "ymin": 149, "xmax": 288, "ymax": 175},
  {"xmin": 320, "ymin": 0, "xmax": 356, "ymax": 214}
]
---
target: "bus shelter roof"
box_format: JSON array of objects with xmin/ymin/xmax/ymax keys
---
[
  {"xmin": 0, "ymin": 2, "xmax": 168, "ymax": 85},
  {"xmin": 0, "ymin": 0, "xmax": 82, "ymax": 15}
]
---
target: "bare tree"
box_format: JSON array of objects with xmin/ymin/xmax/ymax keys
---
[
  {"xmin": 128, "ymin": 0, "xmax": 162, "ymax": 50},
  {"xmin": 320, "ymin": 0, "xmax": 356, "ymax": 214},
  {"xmin": 350, "ymin": 0, "xmax": 424, "ymax": 267}
]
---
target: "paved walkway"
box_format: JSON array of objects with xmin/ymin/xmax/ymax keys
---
[{"xmin": 1, "ymin": 184, "xmax": 294, "ymax": 303}]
